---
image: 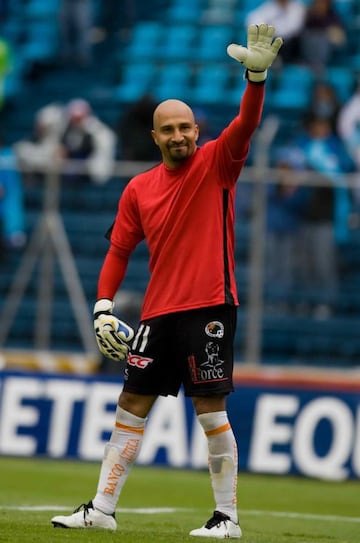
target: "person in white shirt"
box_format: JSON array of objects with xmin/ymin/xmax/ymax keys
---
[{"xmin": 246, "ymin": 0, "xmax": 305, "ymax": 63}]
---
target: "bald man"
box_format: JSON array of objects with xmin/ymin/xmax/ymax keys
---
[
  {"xmin": 151, "ymin": 99, "xmax": 199, "ymax": 167},
  {"xmin": 52, "ymin": 24, "xmax": 282, "ymax": 538}
]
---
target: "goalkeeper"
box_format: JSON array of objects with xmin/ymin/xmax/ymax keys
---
[{"xmin": 52, "ymin": 24, "xmax": 282, "ymax": 539}]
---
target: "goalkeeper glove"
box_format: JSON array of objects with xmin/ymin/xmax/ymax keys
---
[
  {"xmin": 94, "ymin": 299, "xmax": 134, "ymax": 361},
  {"xmin": 227, "ymin": 23, "xmax": 283, "ymax": 82}
]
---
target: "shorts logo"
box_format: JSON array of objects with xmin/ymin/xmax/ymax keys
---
[
  {"xmin": 203, "ymin": 342, "xmax": 224, "ymax": 370},
  {"xmin": 188, "ymin": 342, "xmax": 227, "ymax": 384},
  {"xmin": 205, "ymin": 321, "xmax": 224, "ymax": 339},
  {"xmin": 127, "ymin": 354, "xmax": 153, "ymax": 369}
]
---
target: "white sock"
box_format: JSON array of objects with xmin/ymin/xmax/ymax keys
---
[
  {"xmin": 93, "ymin": 406, "xmax": 146, "ymax": 515},
  {"xmin": 197, "ymin": 411, "xmax": 238, "ymax": 523}
]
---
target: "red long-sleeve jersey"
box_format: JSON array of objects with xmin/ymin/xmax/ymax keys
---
[{"xmin": 98, "ymin": 81, "xmax": 265, "ymax": 320}]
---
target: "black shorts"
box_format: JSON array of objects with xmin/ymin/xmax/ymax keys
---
[{"xmin": 123, "ymin": 304, "xmax": 237, "ymax": 397}]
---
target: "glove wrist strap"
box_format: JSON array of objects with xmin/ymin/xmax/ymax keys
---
[
  {"xmin": 94, "ymin": 298, "xmax": 114, "ymax": 318},
  {"xmin": 246, "ymin": 69, "xmax": 267, "ymax": 82}
]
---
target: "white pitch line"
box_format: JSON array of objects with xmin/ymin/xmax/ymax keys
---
[
  {"xmin": 240, "ymin": 509, "xmax": 360, "ymax": 524},
  {"xmin": 1, "ymin": 506, "xmax": 359, "ymax": 524},
  {"xmin": 0, "ymin": 506, "xmax": 189, "ymax": 514},
  {"xmin": 0, "ymin": 505, "xmax": 360, "ymax": 524}
]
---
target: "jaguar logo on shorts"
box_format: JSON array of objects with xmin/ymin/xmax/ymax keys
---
[{"xmin": 205, "ymin": 320, "xmax": 224, "ymax": 339}]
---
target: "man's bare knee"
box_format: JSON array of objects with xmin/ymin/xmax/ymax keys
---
[
  {"xmin": 118, "ymin": 391, "xmax": 157, "ymax": 418},
  {"xmin": 192, "ymin": 395, "xmax": 226, "ymax": 416}
]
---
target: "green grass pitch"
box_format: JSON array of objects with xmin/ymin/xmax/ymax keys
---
[{"xmin": 0, "ymin": 457, "xmax": 359, "ymax": 542}]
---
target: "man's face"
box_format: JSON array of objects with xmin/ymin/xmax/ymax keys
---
[{"xmin": 152, "ymin": 100, "xmax": 199, "ymax": 169}]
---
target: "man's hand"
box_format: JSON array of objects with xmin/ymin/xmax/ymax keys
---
[
  {"xmin": 94, "ymin": 299, "xmax": 134, "ymax": 361},
  {"xmin": 227, "ymin": 24, "xmax": 283, "ymax": 82}
]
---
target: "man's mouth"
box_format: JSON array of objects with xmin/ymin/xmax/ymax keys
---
[{"xmin": 171, "ymin": 144, "xmax": 187, "ymax": 150}]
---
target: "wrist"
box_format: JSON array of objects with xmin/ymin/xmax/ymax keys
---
[
  {"xmin": 246, "ymin": 69, "xmax": 267, "ymax": 83},
  {"xmin": 94, "ymin": 298, "xmax": 114, "ymax": 317}
]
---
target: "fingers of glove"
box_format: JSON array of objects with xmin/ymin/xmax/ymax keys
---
[
  {"xmin": 247, "ymin": 24, "xmax": 258, "ymax": 48},
  {"xmin": 99, "ymin": 343, "xmax": 127, "ymax": 361},
  {"xmin": 95, "ymin": 329, "xmax": 127, "ymax": 361},
  {"xmin": 271, "ymin": 36, "xmax": 283, "ymax": 55},
  {"xmin": 102, "ymin": 327, "xmax": 130, "ymax": 351},
  {"xmin": 257, "ymin": 23, "xmax": 273, "ymax": 46},
  {"xmin": 227, "ymin": 43, "xmax": 248, "ymax": 63}
]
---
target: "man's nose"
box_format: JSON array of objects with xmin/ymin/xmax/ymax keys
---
[{"xmin": 172, "ymin": 129, "xmax": 184, "ymax": 141}]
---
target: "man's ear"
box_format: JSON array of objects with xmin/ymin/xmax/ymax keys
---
[
  {"xmin": 195, "ymin": 124, "xmax": 200, "ymax": 142},
  {"xmin": 151, "ymin": 129, "xmax": 159, "ymax": 146}
]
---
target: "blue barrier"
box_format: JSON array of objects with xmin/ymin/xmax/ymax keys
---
[{"xmin": 0, "ymin": 370, "xmax": 359, "ymax": 480}]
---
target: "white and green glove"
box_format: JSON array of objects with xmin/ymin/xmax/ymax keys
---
[
  {"xmin": 94, "ymin": 299, "xmax": 134, "ymax": 361},
  {"xmin": 227, "ymin": 23, "xmax": 283, "ymax": 82}
]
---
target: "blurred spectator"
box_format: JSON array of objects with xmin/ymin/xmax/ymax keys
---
[
  {"xmin": 59, "ymin": 0, "xmax": 94, "ymax": 67},
  {"xmin": 265, "ymin": 147, "xmax": 308, "ymax": 298},
  {"xmin": 298, "ymin": 168, "xmax": 339, "ymax": 312},
  {"xmin": 305, "ymin": 81, "xmax": 341, "ymax": 133},
  {"xmin": 337, "ymin": 82, "xmax": 360, "ymax": 210},
  {"xmin": 245, "ymin": 0, "xmax": 306, "ymax": 64},
  {"xmin": 294, "ymin": 115, "xmax": 355, "ymax": 313},
  {"xmin": 60, "ymin": 99, "xmax": 116, "ymax": 184},
  {"xmin": 15, "ymin": 103, "xmax": 64, "ymax": 183},
  {"xmin": 117, "ymin": 93, "xmax": 159, "ymax": 162},
  {"xmin": 300, "ymin": 0, "xmax": 347, "ymax": 73},
  {"xmin": 296, "ymin": 115, "xmax": 354, "ymax": 244},
  {"xmin": 15, "ymin": 99, "xmax": 117, "ymax": 185},
  {"xmin": 0, "ymin": 137, "xmax": 26, "ymax": 254}
]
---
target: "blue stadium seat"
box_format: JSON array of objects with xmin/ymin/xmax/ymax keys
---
[
  {"xmin": 202, "ymin": 0, "xmax": 237, "ymax": 24},
  {"xmin": 115, "ymin": 63, "xmax": 157, "ymax": 102},
  {"xmin": 24, "ymin": 0, "xmax": 60, "ymax": 19},
  {"xmin": 269, "ymin": 64, "xmax": 314, "ymax": 111},
  {"xmin": 166, "ymin": 4, "xmax": 202, "ymax": 23},
  {"xmin": 0, "ymin": 18, "xmax": 23, "ymax": 43},
  {"xmin": 325, "ymin": 66, "xmax": 355, "ymax": 102},
  {"xmin": 226, "ymin": 67, "xmax": 275, "ymax": 106},
  {"xmin": 232, "ymin": 27, "xmax": 248, "ymax": 49},
  {"xmin": 196, "ymin": 25, "xmax": 234, "ymax": 62},
  {"xmin": 227, "ymin": 84, "xmax": 246, "ymax": 107},
  {"xmin": 191, "ymin": 65, "xmax": 230, "ymax": 104},
  {"xmin": 22, "ymin": 21, "xmax": 59, "ymax": 62},
  {"xmin": 153, "ymin": 63, "xmax": 192, "ymax": 101},
  {"xmin": 333, "ymin": 0, "xmax": 355, "ymax": 24},
  {"xmin": 160, "ymin": 24, "xmax": 196, "ymax": 61},
  {"xmin": 123, "ymin": 22, "xmax": 163, "ymax": 60}
]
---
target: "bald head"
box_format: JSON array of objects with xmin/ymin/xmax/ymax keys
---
[
  {"xmin": 151, "ymin": 99, "xmax": 199, "ymax": 169},
  {"xmin": 153, "ymin": 99, "xmax": 195, "ymax": 131}
]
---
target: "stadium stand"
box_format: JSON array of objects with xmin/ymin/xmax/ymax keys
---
[{"xmin": 1, "ymin": 0, "xmax": 360, "ymax": 367}]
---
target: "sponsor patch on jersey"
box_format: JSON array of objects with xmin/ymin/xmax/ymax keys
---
[{"xmin": 205, "ymin": 320, "xmax": 224, "ymax": 339}]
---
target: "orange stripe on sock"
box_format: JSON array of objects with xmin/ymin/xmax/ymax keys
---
[
  {"xmin": 115, "ymin": 421, "xmax": 145, "ymax": 435},
  {"xmin": 205, "ymin": 422, "xmax": 231, "ymax": 437}
]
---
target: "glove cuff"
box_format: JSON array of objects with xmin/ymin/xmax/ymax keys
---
[
  {"xmin": 94, "ymin": 298, "xmax": 114, "ymax": 317},
  {"xmin": 246, "ymin": 69, "xmax": 267, "ymax": 83}
]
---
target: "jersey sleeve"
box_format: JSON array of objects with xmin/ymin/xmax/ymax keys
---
[
  {"xmin": 110, "ymin": 182, "xmax": 145, "ymax": 253},
  {"xmin": 203, "ymin": 81, "xmax": 265, "ymax": 188},
  {"xmin": 97, "ymin": 182, "xmax": 145, "ymax": 300}
]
